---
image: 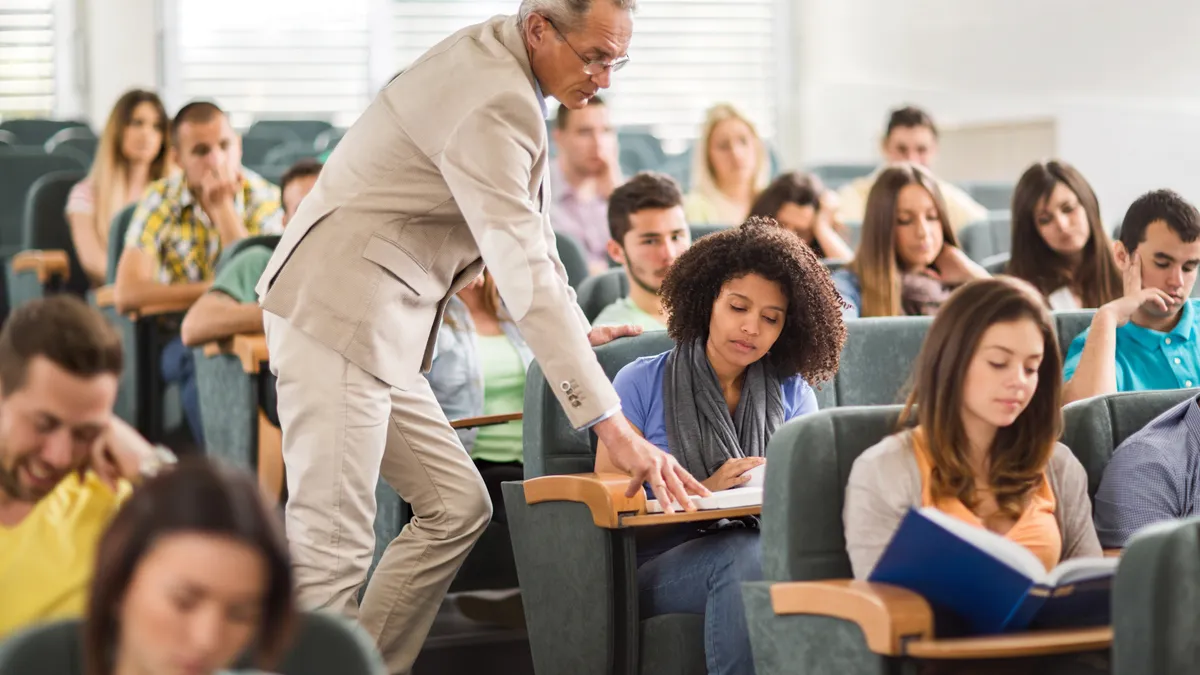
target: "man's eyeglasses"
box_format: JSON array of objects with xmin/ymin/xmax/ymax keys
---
[{"xmin": 542, "ymin": 16, "xmax": 629, "ymax": 76}]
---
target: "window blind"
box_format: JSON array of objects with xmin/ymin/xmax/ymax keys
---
[{"xmin": 0, "ymin": 0, "xmax": 55, "ymax": 119}]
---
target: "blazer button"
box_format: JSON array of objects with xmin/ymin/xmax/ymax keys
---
[{"xmin": 560, "ymin": 381, "xmax": 572, "ymax": 392}]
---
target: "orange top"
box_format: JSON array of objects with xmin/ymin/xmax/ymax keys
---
[{"xmin": 911, "ymin": 429, "xmax": 1062, "ymax": 572}]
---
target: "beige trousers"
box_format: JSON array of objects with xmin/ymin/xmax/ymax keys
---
[{"xmin": 264, "ymin": 311, "xmax": 491, "ymax": 674}]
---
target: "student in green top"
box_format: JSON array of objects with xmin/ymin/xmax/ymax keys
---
[
  {"xmin": 180, "ymin": 159, "xmax": 322, "ymax": 347},
  {"xmin": 425, "ymin": 270, "xmax": 533, "ymax": 526},
  {"xmin": 593, "ymin": 172, "xmax": 692, "ymax": 331}
]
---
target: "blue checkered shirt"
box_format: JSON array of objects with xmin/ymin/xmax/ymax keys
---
[{"xmin": 1093, "ymin": 394, "xmax": 1200, "ymax": 547}]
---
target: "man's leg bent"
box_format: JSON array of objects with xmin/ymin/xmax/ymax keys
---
[
  {"xmin": 265, "ymin": 312, "xmax": 392, "ymax": 617},
  {"xmin": 359, "ymin": 375, "xmax": 492, "ymax": 674}
]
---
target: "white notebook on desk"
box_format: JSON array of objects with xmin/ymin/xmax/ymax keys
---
[{"xmin": 645, "ymin": 486, "xmax": 763, "ymax": 514}]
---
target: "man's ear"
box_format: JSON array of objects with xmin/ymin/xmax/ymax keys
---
[
  {"xmin": 1113, "ymin": 239, "xmax": 1130, "ymax": 266},
  {"xmin": 606, "ymin": 239, "xmax": 625, "ymax": 266}
]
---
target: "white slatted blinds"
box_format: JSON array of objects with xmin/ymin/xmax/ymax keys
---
[
  {"xmin": 0, "ymin": 0, "xmax": 55, "ymax": 118},
  {"xmin": 390, "ymin": 0, "xmax": 779, "ymax": 149},
  {"xmin": 173, "ymin": 0, "xmax": 373, "ymax": 129}
]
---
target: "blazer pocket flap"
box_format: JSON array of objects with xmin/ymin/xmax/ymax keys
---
[{"xmin": 362, "ymin": 234, "xmax": 439, "ymax": 297}]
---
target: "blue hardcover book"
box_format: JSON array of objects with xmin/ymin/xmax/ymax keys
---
[{"xmin": 868, "ymin": 507, "xmax": 1116, "ymax": 634}]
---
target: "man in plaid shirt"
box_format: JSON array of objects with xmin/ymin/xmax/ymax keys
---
[{"xmin": 114, "ymin": 100, "xmax": 282, "ymax": 446}]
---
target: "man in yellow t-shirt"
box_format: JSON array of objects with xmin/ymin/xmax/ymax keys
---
[{"xmin": 0, "ymin": 296, "xmax": 165, "ymax": 639}]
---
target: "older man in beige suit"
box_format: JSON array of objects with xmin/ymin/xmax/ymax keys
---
[{"xmin": 255, "ymin": 0, "xmax": 706, "ymax": 670}]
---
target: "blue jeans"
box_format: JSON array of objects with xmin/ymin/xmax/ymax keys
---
[
  {"xmin": 160, "ymin": 336, "xmax": 203, "ymax": 446},
  {"xmin": 637, "ymin": 529, "xmax": 762, "ymax": 675}
]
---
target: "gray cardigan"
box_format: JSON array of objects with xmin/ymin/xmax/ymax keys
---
[{"xmin": 843, "ymin": 429, "xmax": 1103, "ymax": 579}]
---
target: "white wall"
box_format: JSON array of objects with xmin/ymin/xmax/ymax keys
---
[
  {"xmin": 786, "ymin": 0, "xmax": 1200, "ymax": 221},
  {"xmin": 82, "ymin": 0, "xmax": 159, "ymax": 127}
]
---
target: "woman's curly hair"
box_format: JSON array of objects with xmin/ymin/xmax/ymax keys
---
[{"xmin": 660, "ymin": 216, "xmax": 847, "ymax": 383}]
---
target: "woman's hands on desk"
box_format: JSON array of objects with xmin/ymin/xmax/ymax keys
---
[{"xmin": 701, "ymin": 457, "xmax": 765, "ymax": 492}]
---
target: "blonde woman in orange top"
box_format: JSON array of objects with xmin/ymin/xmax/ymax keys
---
[{"xmin": 844, "ymin": 277, "xmax": 1102, "ymax": 580}]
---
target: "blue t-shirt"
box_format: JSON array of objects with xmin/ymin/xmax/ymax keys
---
[
  {"xmin": 612, "ymin": 350, "xmax": 819, "ymax": 453},
  {"xmin": 1063, "ymin": 299, "xmax": 1200, "ymax": 392}
]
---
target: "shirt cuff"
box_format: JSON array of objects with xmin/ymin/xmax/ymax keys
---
[{"xmin": 577, "ymin": 403, "xmax": 622, "ymax": 431}]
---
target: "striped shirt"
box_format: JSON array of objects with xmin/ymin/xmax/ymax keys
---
[
  {"xmin": 124, "ymin": 169, "xmax": 282, "ymax": 284},
  {"xmin": 1093, "ymin": 394, "xmax": 1200, "ymax": 548}
]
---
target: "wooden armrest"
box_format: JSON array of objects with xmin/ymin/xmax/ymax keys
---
[
  {"xmin": 524, "ymin": 473, "xmax": 646, "ymax": 528},
  {"xmin": 770, "ymin": 580, "xmax": 933, "ymax": 655},
  {"xmin": 129, "ymin": 297, "xmax": 194, "ymax": 320},
  {"xmin": 449, "ymin": 412, "xmax": 523, "ymax": 429},
  {"xmin": 903, "ymin": 627, "xmax": 1113, "ymax": 659},
  {"xmin": 770, "ymin": 580, "xmax": 1112, "ymax": 659},
  {"xmin": 522, "ymin": 472, "xmax": 761, "ymax": 528},
  {"xmin": 11, "ymin": 250, "xmax": 69, "ymax": 283},
  {"xmin": 1103, "ymin": 548, "xmax": 1121, "ymax": 558},
  {"xmin": 93, "ymin": 285, "xmax": 115, "ymax": 308},
  {"xmin": 201, "ymin": 338, "xmax": 233, "ymax": 358},
  {"xmin": 232, "ymin": 334, "xmax": 268, "ymax": 373}
]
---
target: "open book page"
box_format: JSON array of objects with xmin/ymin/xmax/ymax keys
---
[
  {"xmin": 1046, "ymin": 556, "xmax": 1119, "ymax": 586},
  {"xmin": 645, "ymin": 487, "xmax": 763, "ymax": 514},
  {"xmin": 743, "ymin": 463, "xmax": 766, "ymax": 488},
  {"xmin": 917, "ymin": 507, "xmax": 1047, "ymax": 580}
]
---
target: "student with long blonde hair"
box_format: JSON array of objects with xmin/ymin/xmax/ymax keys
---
[
  {"xmin": 66, "ymin": 89, "xmax": 171, "ymax": 285},
  {"xmin": 832, "ymin": 163, "xmax": 988, "ymax": 318},
  {"xmin": 683, "ymin": 103, "xmax": 770, "ymax": 226}
]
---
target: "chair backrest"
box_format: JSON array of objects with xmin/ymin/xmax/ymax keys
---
[
  {"xmin": 1061, "ymin": 388, "xmax": 1198, "ymax": 498},
  {"xmin": 0, "ymin": 612, "xmax": 386, "ymax": 675},
  {"xmin": 215, "ymin": 234, "xmax": 283, "ymax": 275},
  {"xmin": 263, "ymin": 141, "xmax": 322, "ymax": 167},
  {"xmin": 241, "ymin": 135, "xmax": 287, "ymax": 167},
  {"xmin": 314, "ymin": 127, "xmax": 345, "ymax": 153},
  {"xmin": 43, "ymin": 126, "xmax": 96, "ymax": 151},
  {"xmin": 246, "ymin": 119, "xmax": 334, "ymax": 146},
  {"xmin": 834, "ymin": 316, "xmax": 932, "ymax": 407},
  {"xmin": 523, "ymin": 331, "xmax": 674, "ymax": 477},
  {"xmin": 0, "ymin": 119, "xmax": 90, "ymax": 147},
  {"xmin": 807, "ymin": 163, "xmax": 876, "ymax": 191},
  {"xmin": 1113, "ymin": 515, "xmax": 1200, "ymax": 675},
  {"xmin": 843, "ymin": 220, "xmax": 862, "ymax": 247},
  {"xmin": 576, "ymin": 268, "xmax": 629, "ymax": 322},
  {"xmin": 958, "ymin": 210, "xmax": 1012, "ymax": 262},
  {"xmin": 961, "ymin": 180, "xmax": 1016, "ymax": 211},
  {"xmin": 981, "ymin": 252, "xmax": 1010, "ymax": 275},
  {"xmin": 23, "ymin": 170, "xmax": 89, "ymax": 294},
  {"xmin": 554, "ymin": 231, "xmax": 590, "ymax": 290},
  {"xmin": 689, "ymin": 224, "xmax": 731, "ymax": 240},
  {"xmin": 106, "ymin": 204, "xmax": 138, "ymax": 283},
  {"xmin": 0, "ymin": 150, "xmax": 87, "ymax": 254},
  {"xmin": 1053, "ymin": 309, "xmax": 1095, "ymax": 359},
  {"xmin": 761, "ymin": 405, "xmax": 905, "ymax": 581}
]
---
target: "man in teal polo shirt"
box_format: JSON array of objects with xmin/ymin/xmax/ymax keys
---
[
  {"xmin": 1064, "ymin": 189, "xmax": 1200, "ymax": 403},
  {"xmin": 180, "ymin": 159, "xmax": 322, "ymax": 347}
]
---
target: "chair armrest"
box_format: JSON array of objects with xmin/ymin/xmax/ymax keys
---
[
  {"xmin": 769, "ymin": 580, "xmax": 933, "ymax": 656},
  {"xmin": 93, "ymin": 285, "xmax": 115, "ymax": 308},
  {"xmin": 449, "ymin": 412, "xmax": 523, "ymax": 429},
  {"xmin": 200, "ymin": 339, "xmax": 234, "ymax": 358},
  {"xmin": 1104, "ymin": 548, "xmax": 1121, "ymax": 558},
  {"xmin": 522, "ymin": 472, "xmax": 762, "ymax": 528},
  {"xmin": 769, "ymin": 580, "xmax": 1113, "ymax": 659},
  {"xmin": 130, "ymin": 298, "xmax": 194, "ymax": 320},
  {"xmin": 11, "ymin": 250, "xmax": 69, "ymax": 283},
  {"xmin": 232, "ymin": 334, "xmax": 268, "ymax": 374}
]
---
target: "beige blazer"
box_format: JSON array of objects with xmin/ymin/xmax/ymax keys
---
[{"xmin": 256, "ymin": 15, "xmax": 618, "ymax": 429}]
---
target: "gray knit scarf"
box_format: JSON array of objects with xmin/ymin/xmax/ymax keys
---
[{"xmin": 662, "ymin": 338, "xmax": 785, "ymax": 480}]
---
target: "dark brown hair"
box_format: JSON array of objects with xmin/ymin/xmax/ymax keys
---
[
  {"xmin": 554, "ymin": 94, "xmax": 606, "ymax": 131},
  {"xmin": 1117, "ymin": 188, "xmax": 1200, "ymax": 254},
  {"xmin": 901, "ymin": 277, "xmax": 1063, "ymax": 519},
  {"xmin": 885, "ymin": 105, "xmax": 938, "ymax": 139},
  {"xmin": 848, "ymin": 163, "xmax": 957, "ymax": 317},
  {"xmin": 1007, "ymin": 160, "xmax": 1120, "ymax": 307},
  {"xmin": 659, "ymin": 216, "xmax": 846, "ymax": 382},
  {"xmin": 749, "ymin": 171, "xmax": 848, "ymax": 256},
  {"xmin": 607, "ymin": 171, "xmax": 684, "ymax": 242},
  {"xmin": 170, "ymin": 100, "xmax": 226, "ymax": 148},
  {"xmin": 0, "ymin": 296, "xmax": 122, "ymax": 394},
  {"xmin": 279, "ymin": 157, "xmax": 323, "ymax": 195},
  {"xmin": 84, "ymin": 460, "xmax": 295, "ymax": 675}
]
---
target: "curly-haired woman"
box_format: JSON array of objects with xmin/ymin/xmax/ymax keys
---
[{"xmin": 595, "ymin": 216, "xmax": 847, "ymax": 675}]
